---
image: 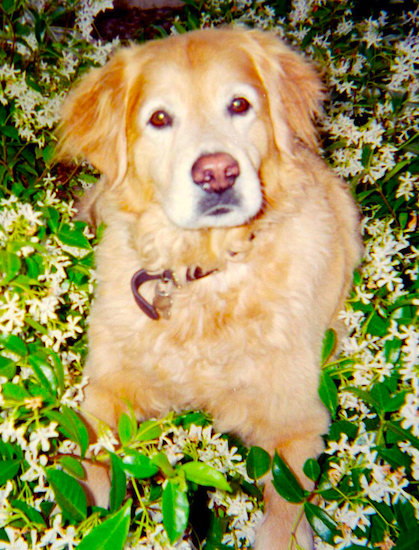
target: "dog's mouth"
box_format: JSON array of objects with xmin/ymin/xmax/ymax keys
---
[
  {"xmin": 199, "ymin": 188, "xmax": 239, "ymax": 217},
  {"xmin": 204, "ymin": 205, "xmax": 235, "ymax": 216}
]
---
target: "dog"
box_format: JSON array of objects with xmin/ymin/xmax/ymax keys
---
[{"xmin": 57, "ymin": 27, "xmax": 362, "ymax": 549}]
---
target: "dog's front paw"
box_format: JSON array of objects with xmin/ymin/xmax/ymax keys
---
[
  {"xmin": 82, "ymin": 460, "xmax": 111, "ymax": 508},
  {"xmin": 254, "ymin": 513, "xmax": 313, "ymax": 550}
]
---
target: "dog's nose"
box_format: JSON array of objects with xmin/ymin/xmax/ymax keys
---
[{"xmin": 191, "ymin": 153, "xmax": 240, "ymax": 193}]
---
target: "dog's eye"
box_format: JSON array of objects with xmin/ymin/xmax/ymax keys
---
[
  {"xmin": 148, "ymin": 110, "xmax": 173, "ymax": 128},
  {"xmin": 228, "ymin": 97, "xmax": 251, "ymax": 116}
]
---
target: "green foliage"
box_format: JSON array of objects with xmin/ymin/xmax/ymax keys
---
[{"xmin": 0, "ymin": 1, "xmax": 417, "ymax": 549}]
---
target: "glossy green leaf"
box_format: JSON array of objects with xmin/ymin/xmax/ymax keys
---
[
  {"xmin": 0, "ymin": 459, "xmax": 21, "ymax": 485},
  {"xmin": 122, "ymin": 449, "xmax": 159, "ymax": 479},
  {"xmin": 318, "ymin": 371, "xmax": 338, "ymax": 417},
  {"xmin": 271, "ymin": 452, "xmax": 306, "ymax": 503},
  {"xmin": 0, "ymin": 356, "xmax": 16, "ymax": 380},
  {"xmin": 47, "ymin": 406, "xmax": 89, "ymax": 458},
  {"xmin": 1, "ymin": 382, "xmax": 30, "ymax": 402},
  {"xmin": 304, "ymin": 501, "xmax": 339, "ymax": 543},
  {"xmin": 246, "ymin": 446, "xmax": 271, "ymax": 480},
  {"xmin": 11, "ymin": 500, "xmax": 46, "ymax": 527},
  {"xmin": 0, "ymin": 250, "xmax": 21, "ymax": 282},
  {"xmin": 58, "ymin": 456, "xmax": 85, "ymax": 479},
  {"xmin": 152, "ymin": 452, "xmax": 176, "ymax": 478},
  {"xmin": 136, "ymin": 419, "xmax": 163, "ymax": 442},
  {"xmin": 77, "ymin": 499, "xmax": 132, "ymax": 550},
  {"xmin": 321, "ymin": 329, "xmax": 337, "ymax": 365},
  {"xmin": 162, "ymin": 479, "xmax": 189, "ymax": 543},
  {"xmin": 118, "ymin": 413, "xmax": 135, "ymax": 445},
  {"xmin": 57, "ymin": 223, "xmax": 91, "ymax": 250},
  {"xmin": 110, "ymin": 453, "xmax": 126, "ymax": 512},
  {"xmin": 303, "ymin": 458, "xmax": 321, "ymax": 482},
  {"xmin": 181, "ymin": 461, "xmax": 232, "ymax": 492},
  {"xmin": 29, "ymin": 354, "xmax": 57, "ymax": 396},
  {"xmin": 394, "ymin": 526, "xmax": 419, "ymax": 550},
  {"xmin": 0, "ymin": 334, "xmax": 27, "ymax": 356},
  {"xmin": 46, "ymin": 469, "xmax": 87, "ymax": 523}
]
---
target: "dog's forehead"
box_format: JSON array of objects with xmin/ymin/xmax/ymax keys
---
[{"xmin": 137, "ymin": 31, "xmax": 260, "ymax": 93}]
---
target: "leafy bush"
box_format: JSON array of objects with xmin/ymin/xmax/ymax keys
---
[{"xmin": 0, "ymin": 1, "xmax": 417, "ymax": 549}]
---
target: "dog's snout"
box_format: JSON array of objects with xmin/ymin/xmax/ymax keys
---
[{"xmin": 192, "ymin": 153, "xmax": 240, "ymax": 193}]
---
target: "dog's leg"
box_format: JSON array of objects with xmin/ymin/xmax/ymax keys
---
[
  {"xmin": 255, "ymin": 432, "xmax": 325, "ymax": 550},
  {"xmin": 79, "ymin": 382, "xmax": 123, "ymax": 507}
]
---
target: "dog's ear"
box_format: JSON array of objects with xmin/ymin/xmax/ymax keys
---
[
  {"xmin": 57, "ymin": 50, "xmax": 133, "ymax": 186},
  {"xmin": 245, "ymin": 30, "xmax": 324, "ymax": 155}
]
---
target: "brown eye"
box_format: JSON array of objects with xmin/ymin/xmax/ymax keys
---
[
  {"xmin": 148, "ymin": 110, "xmax": 173, "ymax": 128},
  {"xmin": 228, "ymin": 97, "xmax": 251, "ymax": 115}
]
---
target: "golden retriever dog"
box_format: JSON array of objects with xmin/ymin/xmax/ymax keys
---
[{"xmin": 58, "ymin": 28, "xmax": 362, "ymax": 549}]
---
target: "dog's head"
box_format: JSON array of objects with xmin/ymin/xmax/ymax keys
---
[{"xmin": 58, "ymin": 28, "xmax": 323, "ymax": 229}]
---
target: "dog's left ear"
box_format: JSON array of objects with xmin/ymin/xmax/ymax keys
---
[
  {"xmin": 245, "ymin": 30, "xmax": 324, "ymax": 155},
  {"xmin": 56, "ymin": 49, "xmax": 137, "ymax": 186}
]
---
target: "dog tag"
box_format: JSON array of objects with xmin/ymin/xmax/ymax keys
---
[{"xmin": 153, "ymin": 278, "xmax": 173, "ymax": 319}]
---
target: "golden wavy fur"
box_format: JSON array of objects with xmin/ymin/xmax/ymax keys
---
[{"xmin": 58, "ymin": 28, "xmax": 362, "ymax": 549}]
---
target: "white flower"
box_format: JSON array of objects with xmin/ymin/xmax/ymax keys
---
[
  {"xmin": 395, "ymin": 172, "xmax": 418, "ymax": 200},
  {"xmin": 29, "ymin": 422, "xmax": 59, "ymax": 453},
  {"xmin": 39, "ymin": 514, "xmax": 78, "ymax": 549},
  {"xmin": 400, "ymin": 393, "xmax": 419, "ymax": 437},
  {"xmin": 361, "ymin": 18, "xmax": 382, "ymax": 49},
  {"xmin": 335, "ymin": 19, "xmax": 354, "ymax": 37},
  {"xmin": 0, "ymin": 528, "xmax": 30, "ymax": 549},
  {"xmin": 0, "ymin": 292, "xmax": 25, "ymax": 335},
  {"xmin": 27, "ymin": 295, "xmax": 60, "ymax": 324},
  {"xmin": 289, "ymin": 0, "xmax": 312, "ymax": 26},
  {"xmin": 89, "ymin": 426, "xmax": 118, "ymax": 454},
  {"xmin": 0, "ymin": 417, "xmax": 27, "ymax": 449}
]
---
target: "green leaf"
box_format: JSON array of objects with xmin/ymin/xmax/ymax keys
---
[
  {"xmin": 57, "ymin": 223, "xmax": 91, "ymax": 250},
  {"xmin": 152, "ymin": 452, "xmax": 176, "ymax": 478},
  {"xmin": 11, "ymin": 500, "xmax": 46, "ymax": 527},
  {"xmin": 321, "ymin": 329, "xmax": 337, "ymax": 365},
  {"xmin": 0, "ymin": 356, "xmax": 16, "ymax": 380},
  {"xmin": 43, "ymin": 206, "xmax": 60, "ymax": 233},
  {"xmin": 162, "ymin": 479, "xmax": 189, "ymax": 544},
  {"xmin": 394, "ymin": 526, "xmax": 419, "ymax": 550},
  {"xmin": 0, "ymin": 251, "xmax": 21, "ymax": 282},
  {"xmin": 344, "ymin": 386, "xmax": 380, "ymax": 411},
  {"xmin": 118, "ymin": 413, "xmax": 134, "ymax": 445},
  {"xmin": 0, "ymin": 459, "xmax": 21, "ymax": 485},
  {"xmin": 318, "ymin": 371, "xmax": 338, "ymax": 417},
  {"xmin": 365, "ymin": 311, "xmax": 389, "ymax": 337},
  {"xmin": 1, "ymin": 382, "xmax": 30, "ymax": 402},
  {"xmin": 77, "ymin": 499, "xmax": 132, "ymax": 550},
  {"xmin": 246, "ymin": 446, "xmax": 271, "ymax": 480},
  {"xmin": 383, "ymin": 391, "xmax": 408, "ymax": 413},
  {"xmin": 181, "ymin": 462, "xmax": 232, "ymax": 492},
  {"xmin": 303, "ymin": 458, "xmax": 321, "ymax": 482},
  {"xmin": 0, "ymin": 125, "xmax": 19, "ymax": 139},
  {"xmin": 58, "ymin": 456, "xmax": 85, "ymax": 479},
  {"xmin": 29, "ymin": 354, "xmax": 57, "ymax": 396},
  {"xmin": 46, "ymin": 469, "xmax": 87, "ymax": 523},
  {"xmin": 271, "ymin": 452, "xmax": 306, "ymax": 503},
  {"xmin": 386, "ymin": 421, "xmax": 419, "ymax": 450},
  {"xmin": 122, "ymin": 449, "xmax": 159, "ymax": 479},
  {"xmin": 0, "ymin": 334, "xmax": 27, "ymax": 356},
  {"xmin": 42, "ymin": 142, "xmax": 56, "ymax": 164},
  {"xmin": 2, "ymin": 0, "xmax": 16, "ymax": 14},
  {"xmin": 303, "ymin": 501, "xmax": 339, "ymax": 543},
  {"xmin": 136, "ymin": 419, "xmax": 163, "ymax": 442},
  {"xmin": 47, "ymin": 406, "xmax": 89, "ymax": 458},
  {"xmin": 110, "ymin": 453, "xmax": 126, "ymax": 512}
]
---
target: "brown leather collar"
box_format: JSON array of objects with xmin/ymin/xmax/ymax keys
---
[{"xmin": 131, "ymin": 267, "xmax": 217, "ymax": 320}]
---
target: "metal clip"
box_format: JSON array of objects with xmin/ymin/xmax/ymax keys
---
[{"xmin": 153, "ymin": 276, "xmax": 174, "ymax": 319}]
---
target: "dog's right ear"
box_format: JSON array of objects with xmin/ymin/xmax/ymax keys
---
[{"xmin": 57, "ymin": 50, "xmax": 133, "ymax": 186}]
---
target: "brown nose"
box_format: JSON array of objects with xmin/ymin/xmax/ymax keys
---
[{"xmin": 191, "ymin": 153, "xmax": 240, "ymax": 193}]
